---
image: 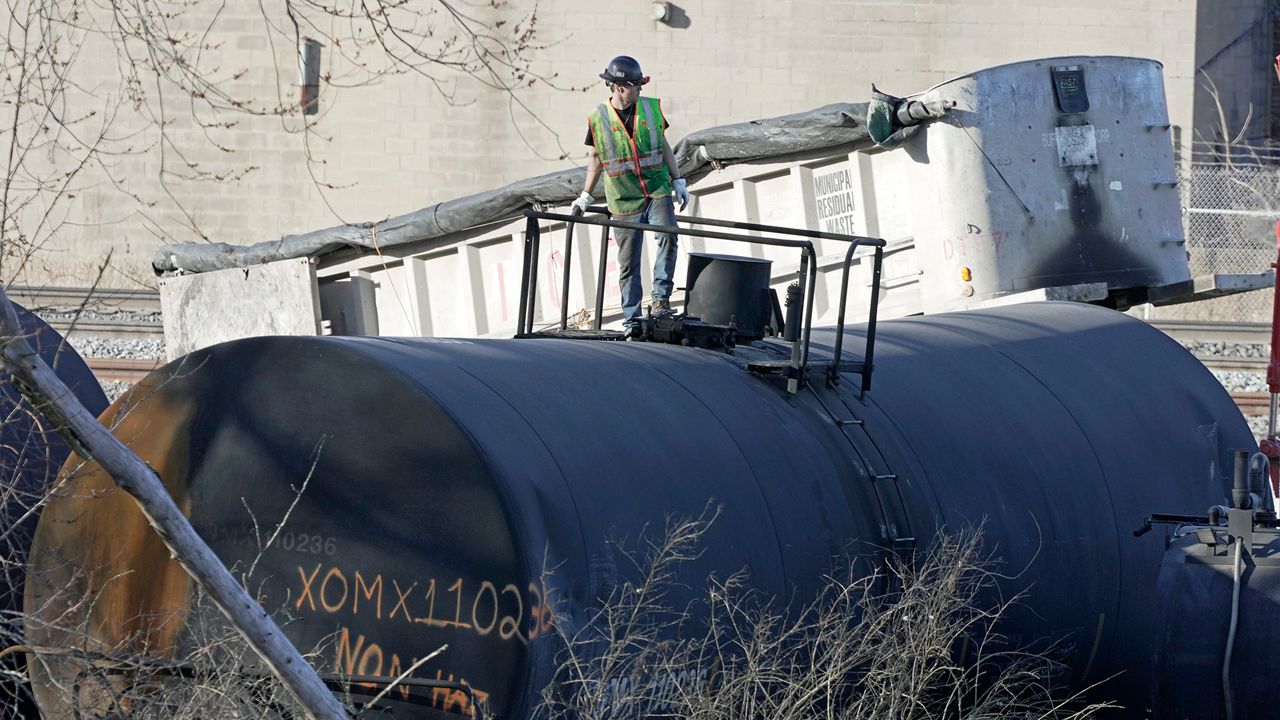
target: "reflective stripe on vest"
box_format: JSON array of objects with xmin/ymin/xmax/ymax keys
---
[{"xmin": 588, "ymin": 97, "xmax": 673, "ymax": 214}]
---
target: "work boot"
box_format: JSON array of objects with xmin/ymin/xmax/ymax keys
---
[
  {"xmin": 651, "ymin": 297, "xmax": 673, "ymax": 316},
  {"xmin": 623, "ymin": 324, "xmax": 644, "ymax": 340}
]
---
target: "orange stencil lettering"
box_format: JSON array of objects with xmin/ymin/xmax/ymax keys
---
[
  {"xmin": 334, "ymin": 626, "xmax": 364, "ymax": 676},
  {"xmin": 320, "ymin": 566, "xmax": 349, "ymax": 613},
  {"xmin": 354, "ymin": 571, "xmax": 384, "ymax": 619},
  {"xmin": 390, "ymin": 579, "xmax": 419, "ymax": 623},
  {"xmin": 296, "ymin": 563, "xmax": 322, "ymax": 611}
]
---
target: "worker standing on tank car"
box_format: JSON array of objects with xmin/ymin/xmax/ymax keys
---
[{"xmin": 571, "ymin": 55, "xmax": 691, "ymax": 338}]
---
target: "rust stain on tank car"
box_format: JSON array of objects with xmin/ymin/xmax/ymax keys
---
[{"xmin": 24, "ymin": 371, "xmax": 198, "ymax": 717}]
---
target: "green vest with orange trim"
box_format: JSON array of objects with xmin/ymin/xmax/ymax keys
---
[{"xmin": 588, "ymin": 97, "xmax": 673, "ymax": 215}]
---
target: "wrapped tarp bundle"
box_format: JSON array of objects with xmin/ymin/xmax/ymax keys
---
[
  {"xmin": 675, "ymin": 102, "xmax": 872, "ymax": 183},
  {"xmin": 867, "ymin": 85, "xmax": 954, "ymax": 148},
  {"xmin": 153, "ymin": 94, "xmax": 950, "ymax": 275},
  {"xmin": 151, "ymin": 168, "xmax": 587, "ymax": 275}
]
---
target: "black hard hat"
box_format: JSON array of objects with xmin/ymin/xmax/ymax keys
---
[{"xmin": 599, "ymin": 55, "xmax": 650, "ymax": 86}]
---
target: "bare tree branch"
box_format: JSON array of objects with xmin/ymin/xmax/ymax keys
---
[{"xmin": 1, "ymin": 0, "xmax": 571, "ymax": 285}]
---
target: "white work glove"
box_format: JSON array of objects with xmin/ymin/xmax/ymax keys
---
[
  {"xmin": 570, "ymin": 190, "xmax": 593, "ymax": 215},
  {"xmin": 673, "ymin": 178, "xmax": 690, "ymax": 211}
]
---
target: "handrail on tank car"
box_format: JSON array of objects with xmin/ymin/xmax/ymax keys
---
[
  {"xmin": 518, "ymin": 206, "xmax": 885, "ymax": 394},
  {"xmin": 675, "ymin": 213, "xmax": 887, "ymax": 396}
]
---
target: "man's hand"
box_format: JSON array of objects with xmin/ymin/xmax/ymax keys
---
[
  {"xmin": 673, "ymin": 178, "xmax": 690, "ymax": 211},
  {"xmin": 570, "ymin": 191, "xmax": 593, "ymax": 215}
]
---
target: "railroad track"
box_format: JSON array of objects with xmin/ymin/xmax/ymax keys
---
[
  {"xmin": 1199, "ymin": 356, "xmax": 1267, "ymax": 372},
  {"xmin": 10, "ymin": 285, "xmax": 163, "ymax": 340},
  {"xmin": 7, "ymin": 285, "xmax": 162, "ymax": 314},
  {"xmin": 87, "ymin": 358, "xmax": 163, "ymax": 383},
  {"xmin": 1233, "ymin": 392, "xmax": 1271, "ymax": 415},
  {"xmin": 10, "ymin": 286, "xmax": 165, "ymax": 388},
  {"xmin": 1141, "ymin": 320, "xmax": 1273, "ymax": 419},
  {"xmin": 1150, "ymin": 319, "xmax": 1272, "ymax": 345},
  {"xmin": 1191, "ymin": 355, "xmax": 1270, "ymax": 417}
]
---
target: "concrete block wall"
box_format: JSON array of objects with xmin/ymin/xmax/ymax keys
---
[
  {"xmin": 1191, "ymin": 0, "xmax": 1274, "ymax": 158},
  {"xmin": 17, "ymin": 0, "xmax": 1235, "ymax": 290}
]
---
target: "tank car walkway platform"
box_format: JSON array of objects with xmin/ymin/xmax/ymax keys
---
[{"xmin": 514, "ymin": 208, "xmax": 887, "ymax": 395}]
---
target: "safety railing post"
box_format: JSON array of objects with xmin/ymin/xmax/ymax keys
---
[
  {"xmin": 861, "ymin": 245, "xmax": 884, "ymax": 397},
  {"xmin": 787, "ymin": 251, "xmax": 809, "ymax": 394},
  {"xmin": 594, "ymin": 215, "xmax": 610, "ymax": 331},
  {"xmin": 560, "ymin": 209, "xmax": 582, "ymax": 331},
  {"xmin": 799, "ymin": 246, "xmax": 817, "ymax": 380},
  {"xmin": 830, "ymin": 239, "xmax": 862, "ymax": 386},
  {"xmin": 517, "ymin": 214, "xmax": 537, "ymax": 335}
]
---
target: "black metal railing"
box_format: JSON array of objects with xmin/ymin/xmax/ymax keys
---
[{"xmin": 517, "ymin": 206, "xmax": 886, "ymax": 394}]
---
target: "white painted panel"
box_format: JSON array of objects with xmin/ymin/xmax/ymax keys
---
[
  {"xmin": 402, "ymin": 258, "xmax": 434, "ymax": 337},
  {"xmin": 421, "ymin": 251, "xmax": 466, "ymax": 336},
  {"xmin": 456, "ymin": 246, "xmax": 486, "ymax": 336},
  {"xmin": 368, "ymin": 264, "xmax": 418, "ymax": 336},
  {"xmin": 865, "ymin": 151, "xmax": 918, "ymax": 244},
  {"xmin": 536, "ymin": 225, "xmax": 567, "ymax": 326},
  {"xmin": 573, "ymin": 223, "xmax": 603, "ymax": 314},
  {"xmin": 312, "ymin": 149, "xmax": 945, "ymax": 338},
  {"xmin": 583, "ymin": 223, "xmax": 624, "ymax": 326},
  {"xmin": 478, "ymin": 236, "xmax": 522, "ymax": 334},
  {"xmin": 555, "ymin": 222, "xmax": 596, "ymax": 323},
  {"xmin": 689, "ymin": 184, "xmax": 746, "ymax": 257},
  {"xmin": 756, "ymin": 172, "xmax": 806, "ymax": 229},
  {"xmin": 539, "ymin": 224, "xmax": 601, "ymax": 326},
  {"xmin": 754, "ymin": 172, "xmax": 806, "ymax": 266}
]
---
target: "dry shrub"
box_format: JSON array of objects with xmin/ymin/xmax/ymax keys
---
[
  {"xmin": 542, "ymin": 515, "xmax": 1116, "ymax": 720},
  {"xmin": 11, "ymin": 577, "xmax": 460, "ymax": 719},
  {"xmin": 11, "ymin": 578, "xmax": 318, "ymax": 720},
  {"xmin": 6, "ymin": 508, "xmax": 1117, "ymax": 719}
]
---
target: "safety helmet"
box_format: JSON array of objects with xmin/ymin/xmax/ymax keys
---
[{"xmin": 599, "ymin": 55, "xmax": 650, "ymax": 86}]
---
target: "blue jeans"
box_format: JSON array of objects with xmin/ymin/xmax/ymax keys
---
[{"xmin": 614, "ymin": 196, "xmax": 678, "ymax": 327}]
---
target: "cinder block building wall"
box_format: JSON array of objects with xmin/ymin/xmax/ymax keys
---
[
  {"xmin": 1191, "ymin": 0, "xmax": 1276, "ymax": 158},
  {"xmin": 15, "ymin": 0, "xmax": 1263, "ymax": 289}
]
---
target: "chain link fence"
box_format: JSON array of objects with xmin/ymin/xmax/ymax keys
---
[{"xmin": 1143, "ymin": 162, "xmax": 1279, "ymax": 323}]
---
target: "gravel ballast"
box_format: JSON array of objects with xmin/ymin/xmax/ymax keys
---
[
  {"xmin": 66, "ymin": 336, "xmax": 165, "ymax": 360},
  {"xmin": 52, "ymin": 334, "xmax": 1280, "ymax": 426}
]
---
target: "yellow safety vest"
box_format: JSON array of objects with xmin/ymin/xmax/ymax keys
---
[{"xmin": 588, "ymin": 97, "xmax": 673, "ymax": 214}]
